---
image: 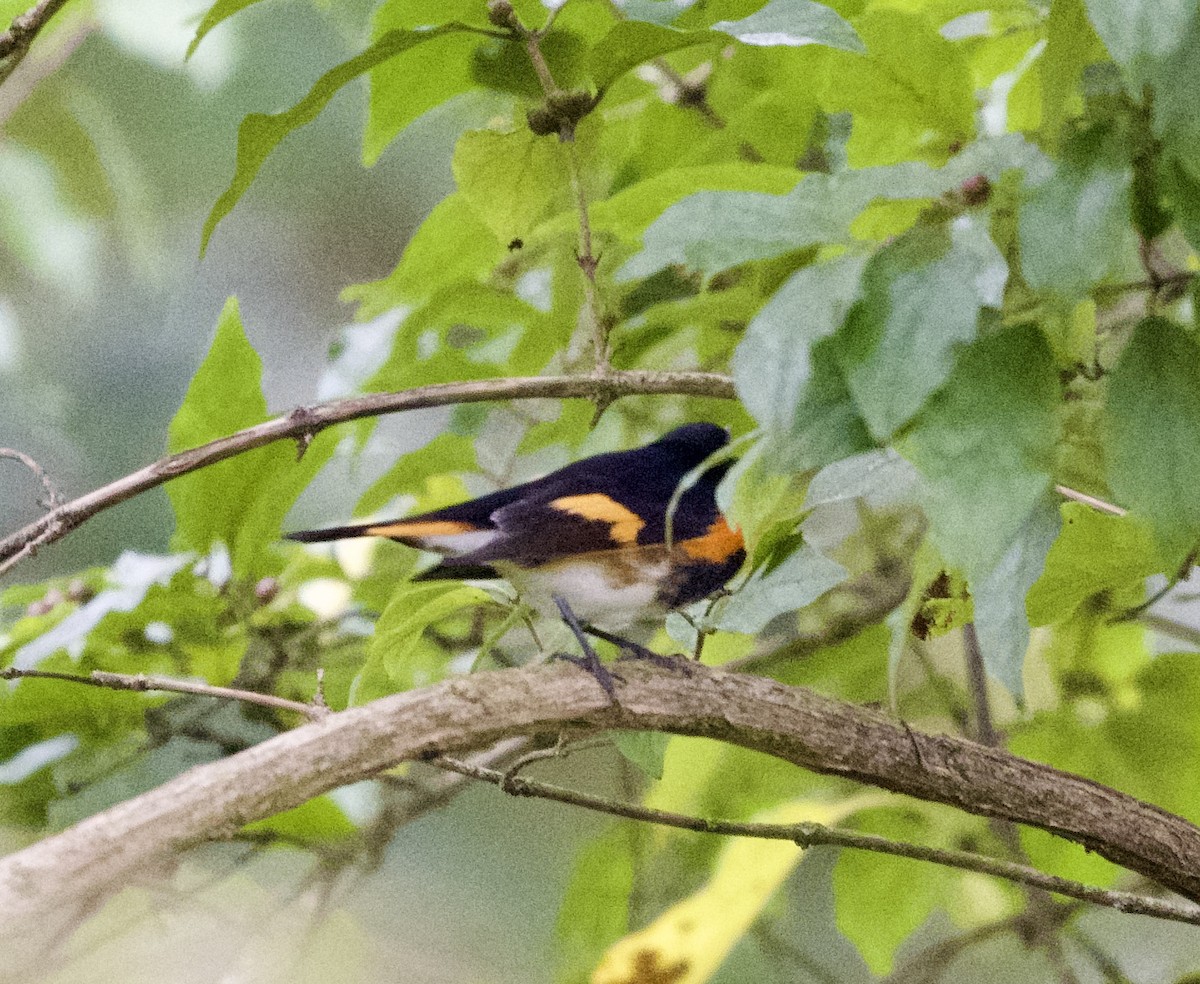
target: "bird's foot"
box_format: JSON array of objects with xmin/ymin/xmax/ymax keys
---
[
  {"xmin": 552, "ymin": 594, "xmax": 621, "ymax": 703},
  {"xmin": 550, "ymin": 651, "xmax": 623, "ymax": 700}
]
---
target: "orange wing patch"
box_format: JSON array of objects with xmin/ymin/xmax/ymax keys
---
[
  {"xmin": 365, "ymin": 520, "xmax": 477, "ymax": 539},
  {"xmin": 549, "ymin": 493, "xmax": 646, "ymax": 544},
  {"xmin": 679, "ymin": 516, "xmax": 743, "ymax": 563}
]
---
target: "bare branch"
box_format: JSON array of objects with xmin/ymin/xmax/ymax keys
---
[
  {"xmin": 0, "ymin": 448, "xmax": 63, "ymax": 509},
  {"xmin": 0, "ymin": 0, "xmax": 70, "ymax": 85},
  {"xmin": 4, "ymin": 660, "xmax": 1200, "ymax": 971},
  {"xmin": 0, "ymin": 370, "xmax": 734, "ymax": 577},
  {"xmin": 0, "ymin": 666, "xmax": 325, "ymax": 721},
  {"xmin": 432, "ymin": 755, "xmax": 1200, "ymax": 927},
  {"xmin": 1055, "ymin": 484, "xmax": 1126, "ymax": 517}
]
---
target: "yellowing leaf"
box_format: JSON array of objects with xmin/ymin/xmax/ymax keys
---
[{"xmin": 591, "ymin": 794, "xmax": 881, "ymax": 984}]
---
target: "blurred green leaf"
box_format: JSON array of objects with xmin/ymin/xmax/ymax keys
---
[
  {"xmin": 242, "ymin": 793, "xmax": 357, "ymax": 843},
  {"xmin": 612, "ymin": 730, "xmax": 670, "ymax": 780},
  {"xmin": 556, "ymin": 824, "xmax": 634, "ymax": 984},
  {"xmin": 834, "ymin": 806, "xmax": 967, "ymax": 974},
  {"xmin": 48, "ymin": 737, "xmax": 222, "ymax": 829},
  {"xmin": 836, "ymin": 217, "xmax": 1007, "ymax": 440},
  {"xmin": 1027, "ymin": 503, "xmax": 1161, "ymax": 625},
  {"xmin": 1105, "ymin": 317, "xmax": 1200, "ymax": 566},
  {"xmin": 203, "ymin": 24, "xmax": 478, "ymax": 251},
  {"xmin": 1018, "ymin": 129, "xmax": 1132, "ymax": 300},
  {"xmin": 167, "ymin": 298, "xmax": 334, "ymax": 574},
  {"xmin": 187, "ymin": 0, "xmax": 270, "ymax": 58}
]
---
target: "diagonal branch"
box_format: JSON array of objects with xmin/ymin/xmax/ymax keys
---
[
  {"xmin": 0, "ymin": 370, "xmax": 734, "ymax": 577},
  {"xmin": 0, "ymin": 0, "xmax": 70, "ymax": 85},
  {"xmin": 3, "ymin": 660, "xmax": 1200, "ymax": 971}
]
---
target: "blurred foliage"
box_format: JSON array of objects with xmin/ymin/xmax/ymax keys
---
[{"xmin": 5, "ymin": 0, "xmax": 1200, "ymax": 981}]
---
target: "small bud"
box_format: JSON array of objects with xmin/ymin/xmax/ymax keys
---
[
  {"xmin": 26, "ymin": 599, "xmax": 53, "ymax": 618},
  {"xmin": 66, "ymin": 578, "xmax": 94, "ymax": 603},
  {"xmin": 486, "ymin": 0, "xmax": 516, "ymax": 28},
  {"xmin": 42, "ymin": 588, "xmax": 66, "ymax": 609},
  {"xmin": 255, "ymin": 577, "xmax": 279, "ymax": 605},
  {"xmin": 960, "ymin": 175, "xmax": 991, "ymax": 207},
  {"xmin": 526, "ymin": 105, "xmax": 559, "ymax": 136}
]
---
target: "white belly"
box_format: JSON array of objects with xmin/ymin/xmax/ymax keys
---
[{"xmin": 498, "ymin": 557, "xmax": 669, "ymax": 631}]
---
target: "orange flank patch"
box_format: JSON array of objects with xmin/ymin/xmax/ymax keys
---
[
  {"xmin": 550, "ymin": 493, "xmax": 646, "ymax": 544},
  {"xmin": 364, "ymin": 520, "xmax": 477, "ymax": 539},
  {"xmin": 679, "ymin": 516, "xmax": 744, "ymax": 563}
]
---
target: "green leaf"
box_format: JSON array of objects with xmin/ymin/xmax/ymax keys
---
[
  {"xmin": 1026, "ymin": 503, "xmax": 1161, "ymax": 625},
  {"xmin": 371, "ymin": 582, "xmax": 491, "ymax": 688},
  {"xmin": 452, "ymin": 128, "xmax": 572, "ymax": 244},
  {"xmin": 344, "ymin": 193, "xmax": 498, "ymax": 317},
  {"xmin": 834, "ymin": 807, "xmax": 960, "ymax": 974},
  {"xmin": 901, "ymin": 325, "xmax": 1059, "ymax": 577},
  {"xmin": 971, "ymin": 493, "xmax": 1061, "ymax": 695},
  {"xmin": 555, "ymin": 825, "xmax": 634, "ymax": 984},
  {"xmin": 202, "ymin": 25, "xmax": 476, "ymax": 252},
  {"xmin": 818, "ymin": 8, "xmax": 974, "ymax": 166},
  {"xmin": 1105, "ymin": 317, "xmax": 1200, "ymax": 565},
  {"xmin": 619, "ymin": 134, "xmax": 1045, "ymax": 279},
  {"xmin": 612, "ymin": 731, "xmax": 670, "ymax": 779},
  {"xmin": 365, "ymin": 0, "xmax": 486, "ymax": 165},
  {"xmin": 835, "ymin": 217, "xmax": 1007, "ymax": 440},
  {"xmin": 187, "ymin": 0, "xmax": 269, "ymax": 58},
  {"xmin": 167, "ymin": 299, "xmax": 333, "ymax": 573},
  {"xmin": 242, "ymin": 794, "xmax": 357, "ymax": 843},
  {"xmin": 712, "ymin": 0, "xmax": 864, "ymax": 54},
  {"xmin": 710, "ymin": 543, "xmax": 848, "ymax": 634},
  {"xmin": 588, "ymin": 22, "xmax": 721, "ymax": 92},
  {"xmin": 589, "ymin": 0, "xmax": 861, "ymax": 93},
  {"xmin": 732, "ymin": 253, "xmax": 868, "ymax": 437},
  {"xmin": 1018, "ymin": 129, "xmax": 1132, "ymax": 300}
]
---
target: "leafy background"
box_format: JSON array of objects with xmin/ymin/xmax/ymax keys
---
[{"xmin": 4, "ymin": 0, "xmax": 1200, "ymax": 981}]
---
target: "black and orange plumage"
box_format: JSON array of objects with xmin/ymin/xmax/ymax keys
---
[{"xmin": 287, "ymin": 423, "xmax": 745, "ymax": 694}]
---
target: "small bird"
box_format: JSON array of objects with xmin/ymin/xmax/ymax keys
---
[{"xmin": 287, "ymin": 423, "xmax": 745, "ymax": 696}]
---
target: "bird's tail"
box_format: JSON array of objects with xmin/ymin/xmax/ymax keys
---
[
  {"xmin": 284, "ymin": 522, "xmax": 381, "ymax": 544},
  {"xmin": 286, "ymin": 518, "xmax": 497, "ymax": 558}
]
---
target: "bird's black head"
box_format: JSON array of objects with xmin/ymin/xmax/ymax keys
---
[
  {"xmin": 657, "ymin": 417, "xmax": 729, "ymax": 458},
  {"xmin": 656, "ymin": 423, "xmax": 730, "ymax": 457}
]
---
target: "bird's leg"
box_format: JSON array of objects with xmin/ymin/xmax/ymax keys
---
[
  {"xmin": 583, "ymin": 624, "xmax": 694, "ymax": 677},
  {"xmin": 551, "ymin": 594, "xmax": 622, "ymax": 701}
]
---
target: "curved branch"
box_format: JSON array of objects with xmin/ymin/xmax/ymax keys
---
[
  {"xmin": 2, "ymin": 662, "xmax": 1199, "ymax": 964},
  {"xmin": 0, "ymin": 370, "xmax": 735, "ymax": 576}
]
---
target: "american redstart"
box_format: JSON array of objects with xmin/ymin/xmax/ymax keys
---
[{"xmin": 287, "ymin": 423, "xmax": 744, "ymax": 695}]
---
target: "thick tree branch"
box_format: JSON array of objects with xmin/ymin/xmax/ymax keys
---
[
  {"xmin": 0, "ymin": 371, "xmax": 734, "ymax": 577},
  {"xmin": 431, "ymin": 756, "xmax": 1200, "ymax": 927},
  {"xmin": 3, "ymin": 661, "xmax": 1200, "ymax": 970}
]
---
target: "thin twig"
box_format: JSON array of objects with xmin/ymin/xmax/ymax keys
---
[
  {"xmin": 0, "ymin": 370, "xmax": 734, "ymax": 577},
  {"xmin": 430, "ymin": 754, "xmax": 1200, "ymax": 927},
  {"xmin": 1055, "ymin": 485, "xmax": 1127, "ymax": 516},
  {"xmin": 0, "ymin": 0, "xmax": 70, "ymax": 84},
  {"xmin": 0, "ymin": 448, "xmax": 63, "ymax": 509},
  {"xmin": 509, "ymin": 8, "xmax": 610, "ymax": 371},
  {"xmin": 0, "ymin": 666, "xmax": 327, "ymax": 721}
]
